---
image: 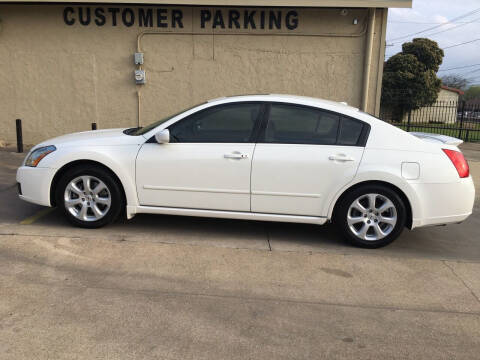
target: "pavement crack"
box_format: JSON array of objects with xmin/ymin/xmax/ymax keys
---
[
  {"xmin": 2, "ymin": 274, "xmax": 480, "ymax": 317},
  {"xmin": 443, "ymin": 261, "xmax": 480, "ymax": 304},
  {"xmin": 264, "ymin": 224, "xmax": 272, "ymax": 251},
  {"xmin": 0, "ymin": 232, "xmax": 82, "ymax": 240}
]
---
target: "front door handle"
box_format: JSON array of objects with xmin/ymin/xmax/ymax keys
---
[
  {"xmin": 329, "ymin": 154, "xmax": 355, "ymax": 162},
  {"xmin": 224, "ymin": 152, "xmax": 249, "ymax": 160}
]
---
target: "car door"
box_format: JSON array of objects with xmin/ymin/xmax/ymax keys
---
[
  {"xmin": 251, "ymin": 103, "xmax": 369, "ymax": 217},
  {"xmin": 136, "ymin": 102, "xmax": 264, "ymax": 211}
]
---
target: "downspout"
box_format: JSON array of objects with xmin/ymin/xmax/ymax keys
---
[
  {"xmin": 361, "ymin": 8, "xmax": 376, "ymax": 112},
  {"xmin": 374, "ymin": 8, "xmax": 388, "ymax": 116}
]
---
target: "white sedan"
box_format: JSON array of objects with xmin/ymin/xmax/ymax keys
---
[{"xmin": 17, "ymin": 95, "xmax": 475, "ymax": 248}]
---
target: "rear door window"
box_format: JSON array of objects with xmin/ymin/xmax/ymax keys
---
[
  {"xmin": 264, "ymin": 104, "xmax": 340, "ymax": 145},
  {"xmin": 261, "ymin": 103, "xmax": 369, "ymax": 146},
  {"xmin": 337, "ymin": 117, "xmax": 365, "ymax": 146}
]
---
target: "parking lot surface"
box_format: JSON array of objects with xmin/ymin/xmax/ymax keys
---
[{"xmin": 1, "ymin": 145, "xmax": 480, "ymax": 359}]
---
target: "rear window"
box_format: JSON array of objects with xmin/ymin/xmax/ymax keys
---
[{"xmin": 338, "ymin": 117, "xmax": 365, "ymax": 146}]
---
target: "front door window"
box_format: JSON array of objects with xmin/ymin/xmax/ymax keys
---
[{"xmin": 169, "ymin": 103, "xmax": 262, "ymax": 143}]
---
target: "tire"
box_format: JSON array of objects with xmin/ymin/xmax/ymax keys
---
[
  {"xmin": 55, "ymin": 165, "xmax": 124, "ymax": 228},
  {"xmin": 333, "ymin": 184, "xmax": 407, "ymax": 248}
]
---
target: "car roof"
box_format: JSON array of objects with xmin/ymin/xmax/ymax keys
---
[{"xmin": 206, "ymin": 94, "xmax": 361, "ymax": 117}]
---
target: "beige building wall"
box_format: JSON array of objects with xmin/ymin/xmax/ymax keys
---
[{"xmin": 0, "ymin": 4, "xmax": 388, "ymax": 145}]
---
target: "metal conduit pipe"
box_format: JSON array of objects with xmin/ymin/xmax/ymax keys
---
[
  {"xmin": 136, "ymin": 26, "xmax": 368, "ymax": 52},
  {"xmin": 135, "ymin": 23, "xmax": 369, "ymax": 126},
  {"xmin": 361, "ymin": 8, "xmax": 376, "ymax": 112}
]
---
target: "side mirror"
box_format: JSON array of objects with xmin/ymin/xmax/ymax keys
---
[{"xmin": 154, "ymin": 129, "xmax": 170, "ymax": 144}]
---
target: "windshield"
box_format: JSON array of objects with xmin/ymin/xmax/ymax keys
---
[{"xmin": 131, "ymin": 102, "xmax": 207, "ymax": 136}]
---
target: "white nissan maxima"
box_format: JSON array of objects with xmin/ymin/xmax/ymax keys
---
[{"xmin": 17, "ymin": 95, "xmax": 475, "ymax": 248}]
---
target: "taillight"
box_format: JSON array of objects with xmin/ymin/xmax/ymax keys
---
[{"xmin": 442, "ymin": 149, "xmax": 469, "ymax": 178}]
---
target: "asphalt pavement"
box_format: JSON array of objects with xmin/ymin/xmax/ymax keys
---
[{"xmin": 1, "ymin": 144, "xmax": 480, "ymax": 359}]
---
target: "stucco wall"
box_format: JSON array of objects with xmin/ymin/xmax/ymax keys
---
[{"xmin": 0, "ymin": 4, "xmax": 387, "ymax": 145}]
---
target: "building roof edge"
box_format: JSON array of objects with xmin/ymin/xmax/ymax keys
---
[{"xmin": 0, "ymin": 0, "xmax": 413, "ymax": 8}]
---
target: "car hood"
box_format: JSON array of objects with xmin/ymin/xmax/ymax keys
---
[{"xmin": 35, "ymin": 128, "xmax": 145, "ymax": 148}]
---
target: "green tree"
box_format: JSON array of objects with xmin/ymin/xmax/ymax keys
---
[
  {"xmin": 402, "ymin": 38, "xmax": 444, "ymax": 72},
  {"xmin": 464, "ymin": 86, "xmax": 480, "ymax": 101},
  {"xmin": 382, "ymin": 38, "xmax": 444, "ymax": 121}
]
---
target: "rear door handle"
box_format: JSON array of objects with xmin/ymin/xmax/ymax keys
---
[
  {"xmin": 329, "ymin": 154, "xmax": 355, "ymax": 162},
  {"xmin": 224, "ymin": 152, "xmax": 249, "ymax": 160}
]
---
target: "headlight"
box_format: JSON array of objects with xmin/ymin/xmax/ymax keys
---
[{"xmin": 24, "ymin": 145, "xmax": 56, "ymax": 167}]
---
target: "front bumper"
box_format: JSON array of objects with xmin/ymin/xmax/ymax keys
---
[
  {"xmin": 16, "ymin": 166, "xmax": 57, "ymax": 206},
  {"xmin": 411, "ymin": 177, "xmax": 475, "ymax": 228}
]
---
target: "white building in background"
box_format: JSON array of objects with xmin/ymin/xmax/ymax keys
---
[{"xmin": 404, "ymin": 86, "xmax": 464, "ymax": 124}]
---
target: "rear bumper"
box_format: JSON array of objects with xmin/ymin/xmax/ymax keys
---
[
  {"xmin": 411, "ymin": 177, "xmax": 475, "ymax": 228},
  {"xmin": 16, "ymin": 166, "xmax": 56, "ymax": 206}
]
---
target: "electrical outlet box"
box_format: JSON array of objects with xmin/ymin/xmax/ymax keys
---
[
  {"xmin": 134, "ymin": 52, "xmax": 144, "ymax": 65},
  {"xmin": 135, "ymin": 70, "xmax": 146, "ymax": 85}
]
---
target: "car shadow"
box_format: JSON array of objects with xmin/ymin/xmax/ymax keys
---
[{"xmin": 6, "ymin": 196, "xmax": 480, "ymax": 262}]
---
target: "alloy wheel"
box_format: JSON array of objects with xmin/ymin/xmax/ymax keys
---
[
  {"xmin": 64, "ymin": 175, "xmax": 111, "ymax": 222},
  {"xmin": 346, "ymin": 193, "xmax": 397, "ymax": 241}
]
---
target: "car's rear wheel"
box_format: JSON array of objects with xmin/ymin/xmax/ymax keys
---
[
  {"xmin": 334, "ymin": 185, "xmax": 406, "ymax": 248},
  {"xmin": 56, "ymin": 165, "xmax": 123, "ymax": 228}
]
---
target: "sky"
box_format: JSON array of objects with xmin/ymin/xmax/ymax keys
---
[{"xmin": 386, "ymin": 0, "xmax": 480, "ymax": 85}]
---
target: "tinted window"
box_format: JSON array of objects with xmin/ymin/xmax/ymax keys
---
[
  {"xmin": 264, "ymin": 104, "xmax": 339, "ymax": 145},
  {"xmin": 169, "ymin": 103, "xmax": 262, "ymax": 143},
  {"xmin": 338, "ymin": 117, "xmax": 364, "ymax": 146}
]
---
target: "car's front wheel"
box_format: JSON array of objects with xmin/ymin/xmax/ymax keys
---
[
  {"xmin": 56, "ymin": 165, "xmax": 123, "ymax": 228},
  {"xmin": 334, "ymin": 185, "xmax": 407, "ymax": 248}
]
